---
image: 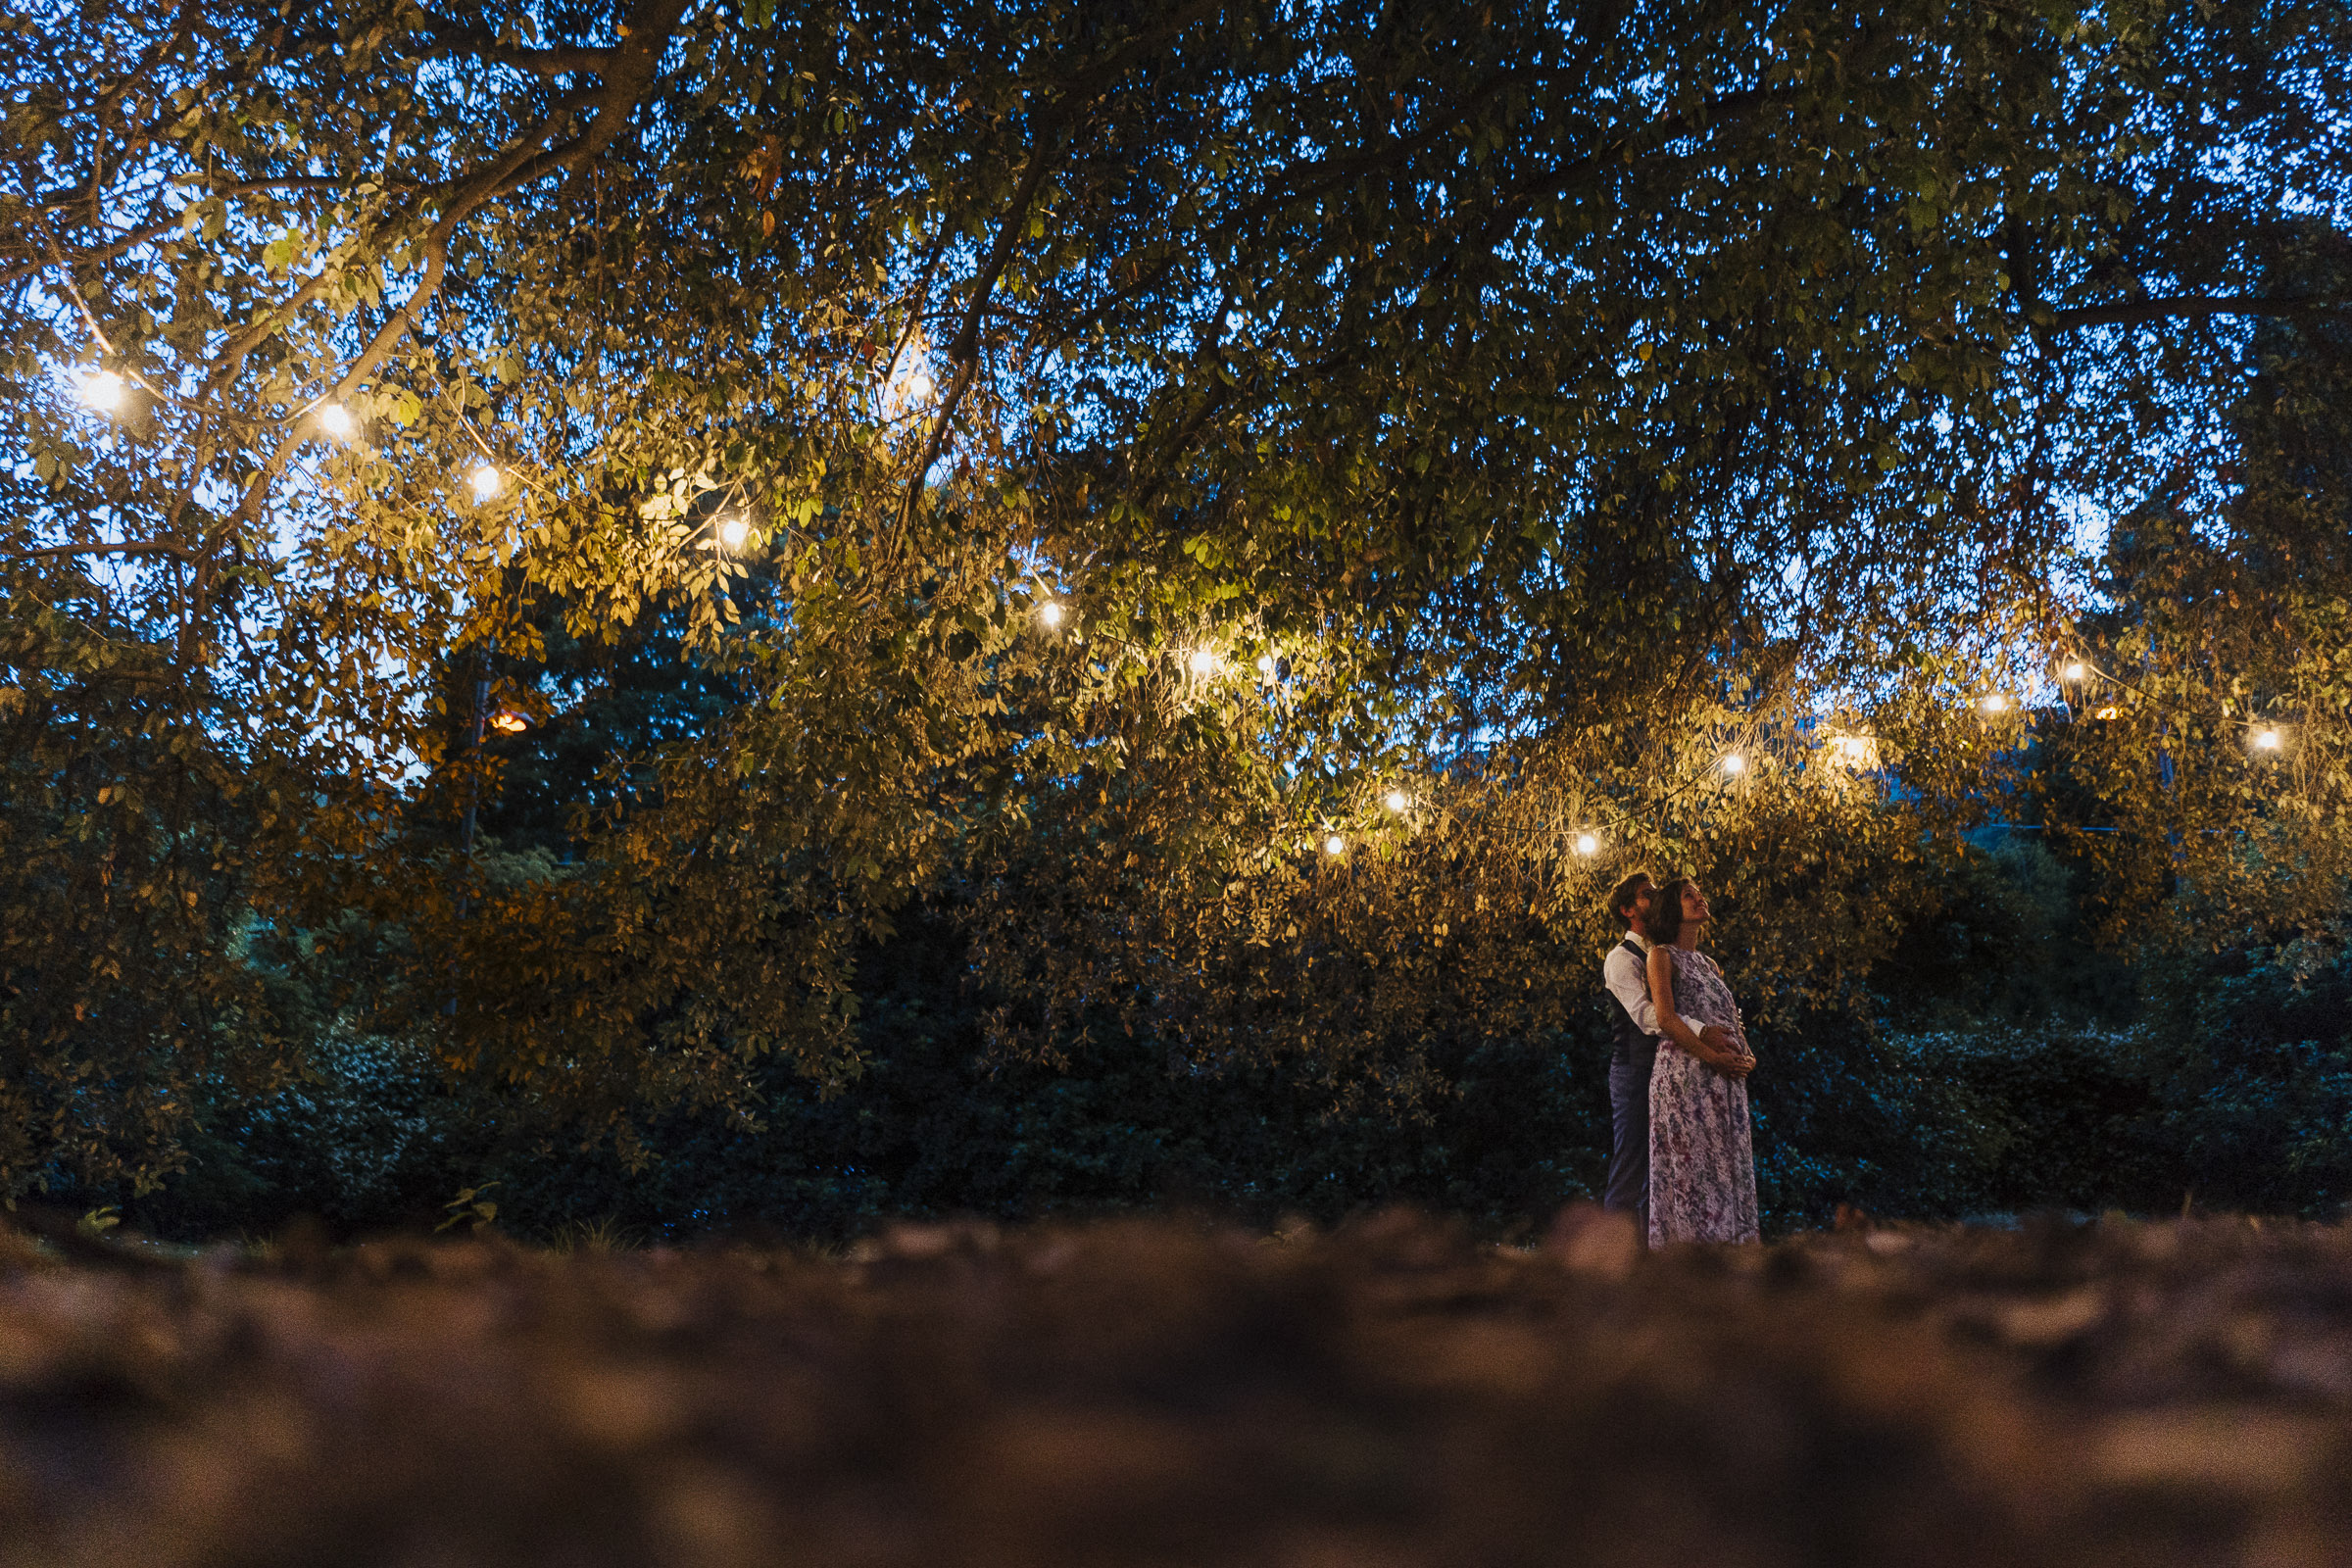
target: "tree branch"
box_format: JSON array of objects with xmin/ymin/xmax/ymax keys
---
[{"xmin": 900, "ymin": 121, "xmax": 1072, "ymax": 533}]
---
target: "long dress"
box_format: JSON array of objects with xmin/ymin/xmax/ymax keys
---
[{"xmin": 1647, "ymin": 945, "xmax": 1761, "ymax": 1247}]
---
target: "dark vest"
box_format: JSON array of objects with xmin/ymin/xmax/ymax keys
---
[{"xmin": 1607, "ymin": 936, "xmax": 1660, "ymax": 1067}]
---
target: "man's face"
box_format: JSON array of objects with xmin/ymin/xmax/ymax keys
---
[{"xmin": 1629, "ymin": 880, "xmax": 1655, "ymax": 922}]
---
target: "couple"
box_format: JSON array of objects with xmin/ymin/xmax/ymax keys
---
[{"xmin": 1599, "ymin": 872, "xmax": 1759, "ymax": 1248}]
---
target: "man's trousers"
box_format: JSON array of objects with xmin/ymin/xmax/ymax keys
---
[{"xmin": 1604, "ymin": 1048, "xmax": 1656, "ymax": 1232}]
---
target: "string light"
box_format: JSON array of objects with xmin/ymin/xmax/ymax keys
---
[
  {"xmin": 1038, "ymin": 600, "xmax": 1064, "ymax": 628},
  {"xmin": 1323, "ymin": 833, "xmax": 1346, "ymax": 857},
  {"xmin": 2093, "ymin": 706, "xmax": 2119, "ymax": 720},
  {"xmin": 1575, "ymin": 832, "xmax": 1599, "ymax": 856},
  {"xmin": 1720, "ymin": 752, "xmax": 1746, "ymax": 776},
  {"xmin": 74, "ymin": 369, "xmax": 128, "ymax": 416},
  {"xmin": 1980, "ymin": 694, "xmax": 2009, "ymax": 713},
  {"xmin": 2061, "ymin": 660, "xmax": 2087, "ymax": 683},
  {"xmin": 1187, "ymin": 648, "xmax": 1218, "ymax": 677},
  {"xmin": 1835, "ymin": 735, "xmax": 1874, "ymax": 762},
  {"xmin": 469, "ymin": 463, "xmax": 504, "ymax": 503},
  {"xmin": 2252, "ymin": 728, "xmax": 2283, "ymax": 752},
  {"xmin": 716, "ymin": 515, "xmax": 750, "ymax": 551},
  {"xmin": 316, "ymin": 403, "xmax": 357, "ymax": 441},
  {"xmin": 1255, "ymin": 654, "xmax": 1277, "ymax": 677},
  {"xmin": 489, "ymin": 710, "xmax": 529, "ymax": 735},
  {"xmin": 1384, "ymin": 790, "xmax": 1409, "ymax": 813}
]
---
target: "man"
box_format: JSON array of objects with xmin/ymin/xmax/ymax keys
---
[{"xmin": 1599, "ymin": 871, "xmax": 1734, "ymax": 1233}]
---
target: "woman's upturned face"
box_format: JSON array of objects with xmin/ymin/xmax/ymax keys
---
[{"xmin": 1681, "ymin": 884, "xmax": 1712, "ymax": 929}]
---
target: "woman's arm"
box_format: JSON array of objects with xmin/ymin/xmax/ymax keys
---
[{"xmin": 1649, "ymin": 948, "xmax": 1751, "ymax": 1074}]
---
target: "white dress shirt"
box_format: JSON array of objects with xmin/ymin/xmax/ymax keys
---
[{"xmin": 1602, "ymin": 928, "xmax": 1660, "ymax": 1038}]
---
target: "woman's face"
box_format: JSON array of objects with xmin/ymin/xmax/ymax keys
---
[{"xmin": 1681, "ymin": 883, "xmax": 1712, "ymax": 929}]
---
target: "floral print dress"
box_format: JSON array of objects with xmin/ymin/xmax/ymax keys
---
[{"xmin": 1647, "ymin": 945, "xmax": 1760, "ymax": 1247}]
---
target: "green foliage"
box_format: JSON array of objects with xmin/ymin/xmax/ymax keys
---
[{"xmin": 3, "ymin": 0, "xmax": 2348, "ymax": 1201}]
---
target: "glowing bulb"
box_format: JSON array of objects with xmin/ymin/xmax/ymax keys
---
[
  {"xmin": 1981, "ymin": 694, "xmax": 2008, "ymax": 713},
  {"xmin": 74, "ymin": 370, "xmax": 128, "ymax": 416},
  {"xmin": 1575, "ymin": 832, "xmax": 1598, "ymax": 856},
  {"xmin": 1323, "ymin": 833, "xmax": 1346, "ymax": 857},
  {"xmin": 1838, "ymin": 736, "xmax": 1871, "ymax": 761},
  {"xmin": 469, "ymin": 463, "xmax": 504, "ymax": 502},
  {"xmin": 717, "ymin": 515, "xmax": 750, "ymax": 550},
  {"xmin": 1187, "ymin": 648, "xmax": 1218, "ymax": 677},
  {"xmin": 1038, "ymin": 600, "xmax": 1064, "ymax": 628},
  {"xmin": 2093, "ymin": 707, "xmax": 2118, "ymax": 720},
  {"xmin": 489, "ymin": 710, "xmax": 528, "ymax": 735},
  {"xmin": 1384, "ymin": 790, "xmax": 1409, "ymax": 813},
  {"xmin": 1721, "ymin": 753, "xmax": 1746, "ymax": 776},
  {"xmin": 2061, "ymin": 661, "xmax": 2087, "ymax": 683},
  {"xmin": 1255, "ymin": 654, "xmax": 1277, "ymax": 677},
  {"xmin": 317, "ymin": 403, "xmax": 357, "ymax": 440},
  {"xmin": 2253, "ymin": 728, "xmax": 2282, "ymax": 752}
]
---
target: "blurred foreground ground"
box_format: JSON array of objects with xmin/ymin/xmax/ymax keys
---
[{"xmin": 3, "ymin": 1208, "xmax": 2349, "ymax": 1567}]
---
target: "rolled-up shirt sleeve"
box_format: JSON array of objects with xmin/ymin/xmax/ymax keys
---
[{"xmin": 1602, "ymin": 944, "xmax": 1659, "ymax": 1037}]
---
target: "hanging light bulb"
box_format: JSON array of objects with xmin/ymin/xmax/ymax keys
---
[
  {"xmin": 469, "ymin": 463, "xmax": 504, "ymax": 502},
  {"xmin": 489, "ymin": 710, "xmax": 529, "ymax": 735},
  {"xmin": 1384, "ymin": 790, "xmax": 1409, "ymax": 813},
  {"xmin": 2060, "ymin": 660, "xmax": 2087, "ymax": 684},
  {"xmin": 2252, "ymin": 728, "xmax": 2283, "ymax": 752},
  {"xmin": 1323, "ymin": 833, "xmax": 1346, "ymax": 857},
  {"xmin": 1575, "ymin": 832, "xmax": 1599, "ymax": 856},
  {"xmin": 1980, "ymin": 693, "xmax": 2009, "ymax": 713},
  {"xmin": 2093, "ymin": 706, "xmax": 2119, "ymax": 720},
  {"xmin": 1187, "ymin": 648, "xmax": 1218, "ymax": 677},
  {"xmin": 1038, "ymin": 600, "xmax": 1064, "ymax": 628},
  {"xmin": 717, "ymin": 514, "xmax": 750, "ymax": 551},
  {"xmin": 1720, "ymin": 752, "xmax": 1746, "ymax": 776},
  {"xmin": 316, "ymin": 403, "xmax": 357, "ymax": 441},
  {"xmin": 1255, "ymin": 653, "xmax": 1277, "ymax": 677},
  {"xmin": 74, "ymin": 369, "xmax": 128, "ymax": 416},
  {"xmin": 1836, "ymin": 735, "xmax": 1873, "ymax": 762}
]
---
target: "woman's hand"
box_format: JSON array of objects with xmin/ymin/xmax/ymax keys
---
[{"xmin": 1697, "ymin": 1025, "xmax": 1755, "ymax": 1078}]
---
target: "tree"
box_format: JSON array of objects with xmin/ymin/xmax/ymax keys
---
[{"xmin": 4, "ymin": 0, "xmax": 2346, "ymax": 1195}]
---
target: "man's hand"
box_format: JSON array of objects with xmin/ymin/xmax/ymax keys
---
[{"xmin": 1697, "ymin": 1025, "xmax": 1754, "ymax": 1078}]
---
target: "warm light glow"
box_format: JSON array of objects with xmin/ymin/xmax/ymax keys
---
[
  {"xmin": 1323, "ymin": 833, "xmax": 1346, "ymax": 857},
  {"xmin": 717, "ymin": 515, "xmax": 751, "ymax": 550},
  {"xmin": 2253, "ymin": 728, "xmax": 2283, "ymax": 752},
  {"xmin": 1187, "ymin": 648, "xmax": 1218, "ymax": 677},
  {"xmin": 2061, "ymin": 661, "xmax": 2087, "ymax": 683},
  {"xmin": 317, "ymin": 403, "xmax": 357, "ymax": 440},
  {"xmin": 1255, "ymin": 654, "xmax": 1277, "ymax": 677},
  {"xmin": 74, "ymin": 369, "xmax": 128, "ymax": 416},
  {"xmin": 1575, "ymin": 832, "xmax": 1599, "ymax": 856},
  {"xmin": 1384, "ymin": 790, "xmax": 1409, "ymax": 813},
  {"xmin": 2094, "ymin": 706, "xmax": 2119, "ymax": 720},
  {"xmin": 1038, "ymin": 600, "xmax": 1064, "ymax": 628},
  {"xmin": 469, "ymin": 463, "xmax": 504, "ymax": 502},
  {"xmin": 882, "ymin": 337, "xmax": 937, "ymax": 416},
  {"xmin": 1837, "ymin": 735, "xmax": 1872, "ymax": 761},
  {"xmin": 1721, "ymin": 752, "xmax": 1746, "ymax": 776},
  {"xmin": 489, "ymin": 710, "xmax": 528, "ymax": 735},
  {"xmin": 1981, "ymin": 693, "xmax": 2009, "ymax": 713}
]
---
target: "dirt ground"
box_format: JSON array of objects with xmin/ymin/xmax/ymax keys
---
[{"xmin": 2, "ymin": 1205, "xmax": 2348, "ymax": 1568}]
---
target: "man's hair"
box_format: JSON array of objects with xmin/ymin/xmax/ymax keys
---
[
  {"xmin": 1606, "ymin": 872, "xmax": 1653, "ymax": 925},
  {"xmin": 1646, "ymin": 875, "xmax": 1696, "ymax": 946}
]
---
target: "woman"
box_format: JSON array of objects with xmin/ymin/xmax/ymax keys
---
[{"xmin": 1643, "ymin": 876, "xmax": 1760, "ymax": 1247}]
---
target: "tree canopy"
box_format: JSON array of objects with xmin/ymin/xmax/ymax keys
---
[{"xmin": 4, "ymin": 0, "xmax": 2348, "ymax": 1196}]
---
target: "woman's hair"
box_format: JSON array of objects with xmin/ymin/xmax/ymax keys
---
[{"xmin": 1644, "ymin": 875, "xmax": 1696, "ymax": 946}]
